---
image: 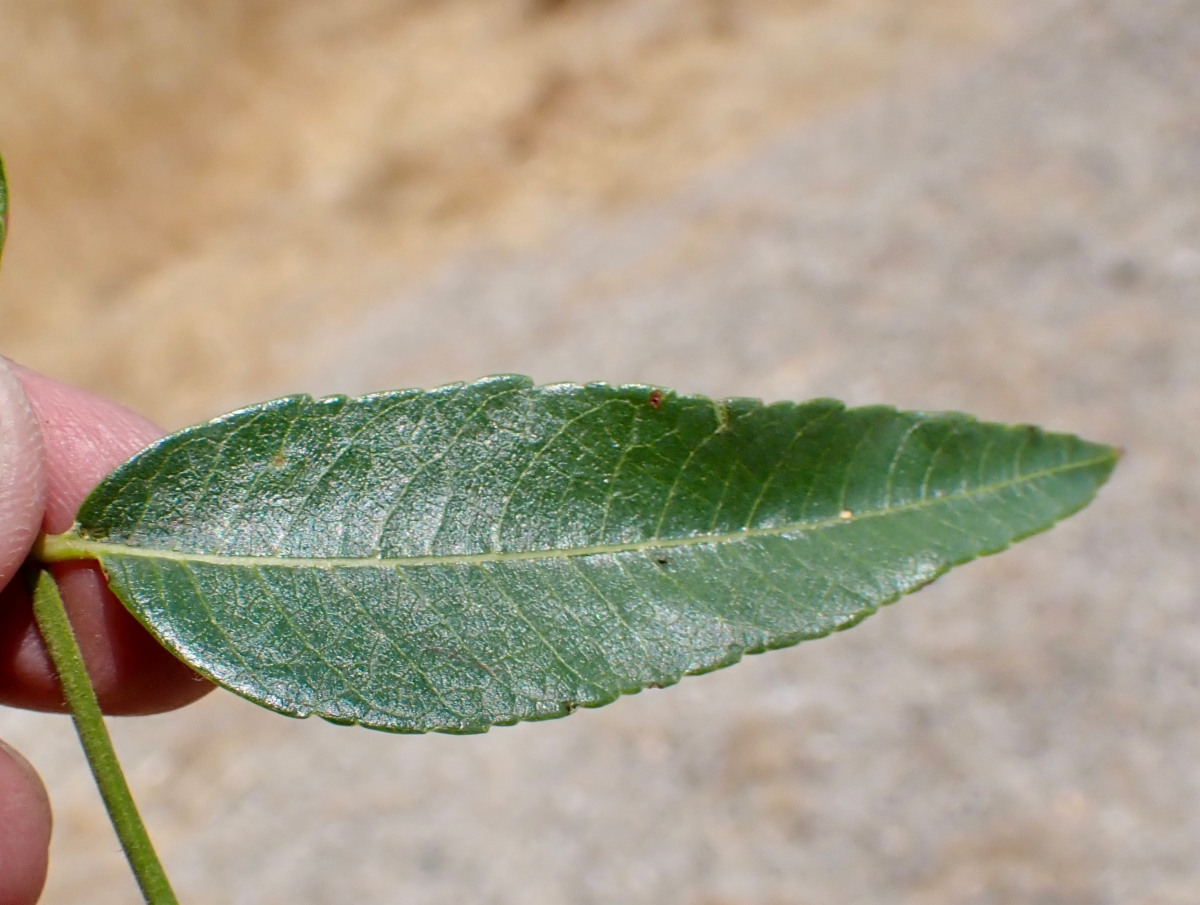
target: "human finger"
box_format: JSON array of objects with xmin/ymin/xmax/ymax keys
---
[
  {"xmin": 0, "ymin": 360, "xmax": 212, "ymax": 713},
  {"xmin": 0, "ymin": 738, "xmax": 52, "ymax": 905}
]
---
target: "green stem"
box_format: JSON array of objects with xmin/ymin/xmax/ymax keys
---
[{"xmin": 30, "ymin": 568, "xmax": 180, "ymax": 905}]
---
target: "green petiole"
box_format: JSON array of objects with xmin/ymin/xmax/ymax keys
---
[{"xmin": 30, "ymin": 567, "xmax": 179, "ymax": 905}]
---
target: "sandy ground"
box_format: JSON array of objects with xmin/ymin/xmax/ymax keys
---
[
  {"xmin": 0, "ymin": 0, "xmax": 1001, "ymax": 427},
  {"xmin": 2, "ymin": 0, "xmax": 1200, "ymax": 903}
]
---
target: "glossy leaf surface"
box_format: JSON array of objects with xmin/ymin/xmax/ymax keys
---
[{"xmin": 42, "ymin": 377, "xmax": 1117, "ymax": 732}]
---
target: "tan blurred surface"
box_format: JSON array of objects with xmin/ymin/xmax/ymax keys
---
[
  {"xmin": 5, "ymin": 1, "xmax": 1200, "ymax": 903},
  {"xmin": 0, "ymin": 0, "xmax": 998, "ymax": 427}
]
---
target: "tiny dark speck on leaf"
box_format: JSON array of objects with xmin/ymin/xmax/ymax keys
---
[
  {"xmin": 656, "ymin": 556, "xmax": 669, "ymax": 565},
  {"xmin": 648, "ymin": 390, "xmax": 663, "ymax": 409},
  {"xmin": 647, "ymin": 683, "xmax": 665, "ymax": 690}
]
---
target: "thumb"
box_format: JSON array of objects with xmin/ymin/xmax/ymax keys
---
[
  {"xmin": 0, "ymin": 360, "xmax": 52, "ymax": 904},
  {"xmin": 0, "ymin": 356, "xmax": 46, "ymax": 590}
]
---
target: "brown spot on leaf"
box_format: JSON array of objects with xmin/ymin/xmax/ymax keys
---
[{"xmin": 648, "ymin": 390, "xmax": 664, "ymax": 408}]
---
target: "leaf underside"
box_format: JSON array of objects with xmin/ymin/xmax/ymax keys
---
[{"xmin": 49, "ymin": 377, "xmax": 1117, "ymax": 733}]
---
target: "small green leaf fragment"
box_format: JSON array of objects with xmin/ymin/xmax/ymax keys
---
[{"xmin": 0, "ymin": 152, "xmax": 8, "ymax": 264}]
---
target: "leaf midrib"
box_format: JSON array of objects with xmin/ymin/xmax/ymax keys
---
[{"xmin": 37, "ymin": 455, "xmax": 1112, "ymax": 569}]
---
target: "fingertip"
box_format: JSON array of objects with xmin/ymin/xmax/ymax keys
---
[
  {"xmin": 0, "ymin": 739, "xmax": 52, "ymax": 905},
  {"xmin": 0, "ymin": 358, "xmax": 47, "ymax": 591},
  {"xmin": 0, "ymin": 555, "xmax": 214, "ymax": 716},
  {"xmin": 6, "ymin": 361, "xmax": 161, "ymax": 534}
]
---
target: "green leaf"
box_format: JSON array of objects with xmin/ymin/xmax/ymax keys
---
[
  {"xmin": 0, "ymin": 152, "xmax": 8, "ymax": 263},
  {"xmin": 41, "ymin": 377, "xmax": 1117, "ymax": 733}
]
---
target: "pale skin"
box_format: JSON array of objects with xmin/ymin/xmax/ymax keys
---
[{"xmin": 0, "ymin": 358, "xmax": 211, "ymax": 905}]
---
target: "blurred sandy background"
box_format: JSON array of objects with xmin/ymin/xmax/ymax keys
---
[
  {"xmin": 0, "ymin": 0, "xmax": 994, "ymax": 427},
  {"xmin": 2, "ymin": 1, "xmax": 1199, "ymax": 903}
]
